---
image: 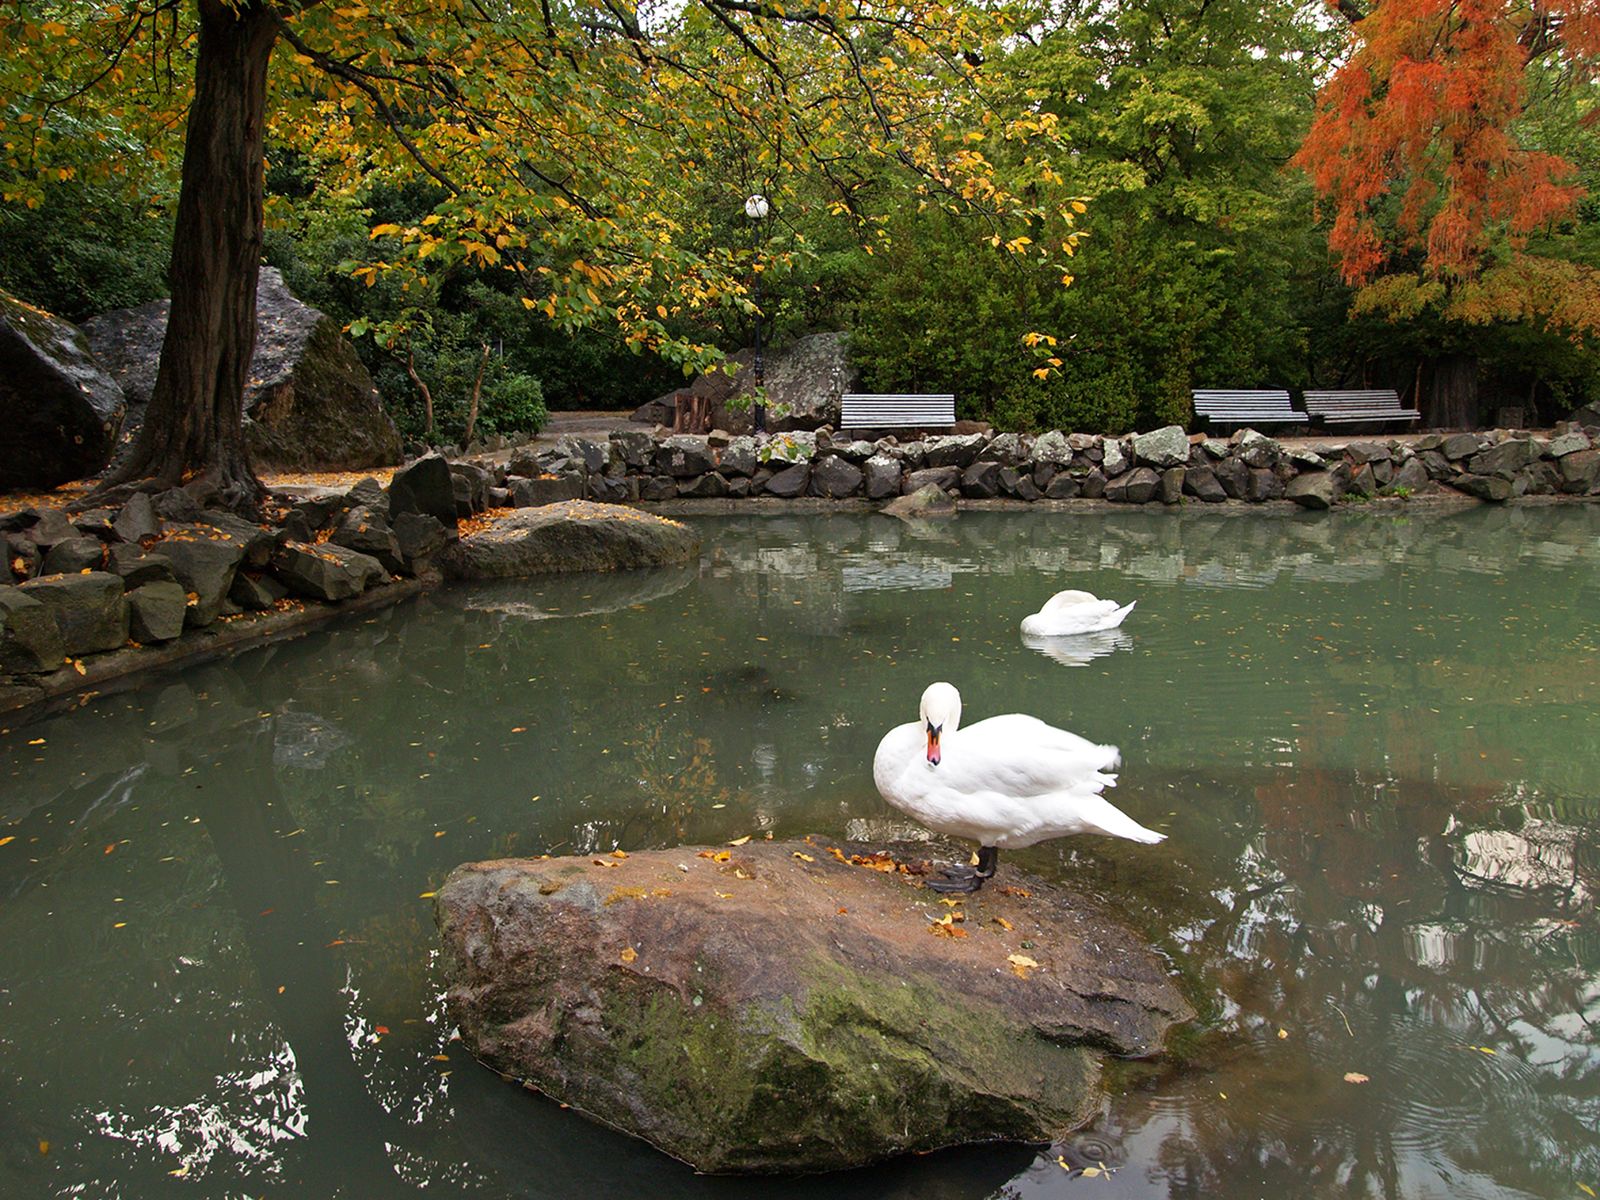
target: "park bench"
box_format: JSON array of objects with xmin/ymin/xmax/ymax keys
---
[
  {"xmin": 1191, "ymin": 388, "xmax": 1308, "ymax": 428},
  {"xmin": 840, "ymin": 393, "xmax": 957, "ymax": 431},
  {"xmin": 1302, "ymin": 388, "xmax": 1422, "ymax": 427}
]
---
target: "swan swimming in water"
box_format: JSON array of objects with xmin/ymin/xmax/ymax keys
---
[
  {"xmin": 1020, "ymin": 590, "xmax": 1135, "ymax": 637},
  {"xmin": 872, "ymin": 682, "xmax": 1165, "ymax": 893}
]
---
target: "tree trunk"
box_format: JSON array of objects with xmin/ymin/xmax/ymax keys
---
[
  {"xmin": 463, "ymin": 344, "xmax": 490, "ymax": 448},
  {"xmin": 403, "ymin": 349, "xmax": 435, "ymax": 439},
  {"xmin": 95, "ymin": 0, "xmax": 278, "ymax": 513},
  {"xmin": 1423, "ymin": 354, "xmax": 1480, "ymax": 430}
]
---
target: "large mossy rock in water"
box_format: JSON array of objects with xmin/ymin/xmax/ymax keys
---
[
  {"xmin": 81, "ymin": 267, "xmax": 402, "ymax": 472},
  {"xmin": 436, "ymin": 838, "xmax": 1192, "ymax": 1174},
  {"xmin": 0, "ymin": 287, "xmax": 125, "ymax": 489},
  {"xmin": 440, "ymin": 500, "xmax": 699, "ymax": 578}
]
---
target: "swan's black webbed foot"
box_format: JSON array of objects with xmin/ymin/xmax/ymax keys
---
[
  {"xmin": 925, "ymin": 863, "xmax": 984, "ymax": 893},
  {"xmin": 924, "ymin": 847, "xmax": 1000, "ymax": 893}
]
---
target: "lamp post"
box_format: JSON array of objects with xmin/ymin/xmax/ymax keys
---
[{"xmin": 744, "ymin": 193, "xmax": 770, "ymax": 435}]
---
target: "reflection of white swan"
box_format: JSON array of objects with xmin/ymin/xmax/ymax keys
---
[
  {"xmin": 1020, "ymin": 590, "xmax": 1135, "ymax": 636},
  {"xmin": 1021, "ymin": 628, "xmax": 1131, "ymax": 667},
  {"xmin": 872, "ymin": 682, "xmax": 1164, "ymax": 893}
]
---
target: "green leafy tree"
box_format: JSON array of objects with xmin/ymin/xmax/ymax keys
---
[
  {"xmin": 849, "ymin": 0, "xmax": 1337, "ymax": 430},
  {"xmin": 2, "ymin": 0, "xmax": 1079, "ymax": 508}
]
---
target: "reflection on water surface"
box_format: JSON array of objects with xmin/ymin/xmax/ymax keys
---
[{"xmin": 2, "ymin": 504, "xmax": 1598, "ymax": 1198}]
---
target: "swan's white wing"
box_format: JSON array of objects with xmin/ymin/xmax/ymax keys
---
[
  {"xmin": 936, "ymin": 713, "xmax": 1119, "ymax": 800},
  {"xmin": 1042, "ymin": 589, "xmax": 1103, "ymax": 612},
  {"xmin": 1020, "ymin": 597, "xmax": 1135, "ymax": 636}
]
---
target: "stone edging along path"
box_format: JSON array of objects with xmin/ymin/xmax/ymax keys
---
[{"xmin": 2, "ymin": 421, "xmax": 1597, "ymax": 724}]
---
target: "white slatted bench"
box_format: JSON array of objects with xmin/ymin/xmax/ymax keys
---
[
  {"xmin": 1302, "ymin": 389, "xmax": 1422, "ymax": 427},
  {"xmin": 840, "ymin": 393, "xmax": 956, "ymax": 430},
  {"xmin": 1191, "ymin": 388, "xmax": 1308, "ymax": 428}
]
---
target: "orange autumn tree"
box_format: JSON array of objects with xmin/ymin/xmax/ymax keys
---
[{"xmin": 1293, "ymin": 0, "xmax": 1600, "ymax": 425}]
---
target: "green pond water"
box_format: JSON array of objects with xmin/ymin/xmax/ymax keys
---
[{"xmin": 2, "ymin": 504, "xmax": 1598, "ymax": 1199}]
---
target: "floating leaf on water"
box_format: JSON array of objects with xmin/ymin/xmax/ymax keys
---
[
  {"xmin": 1577, "ymin": 1183, "xmax": 1596, "ymax": 1198},
  {"xmin": 0, "ymin": 837, "xmax": 14, "ymax": 848},
  {"xmin": 419, "ymin": 891, "xmax": 436, "ymax": 899},
  {"xmin": 1343, "ymin": 1072, "xmax": 1369, "ymax": 1084},
  {"xmin": 1278, "ymin": 1028, "xmax": 1288, "ymax": 1039},
  {"xmin": 728, "ymin": 835, "xmax": 751, "ymax": 846}
]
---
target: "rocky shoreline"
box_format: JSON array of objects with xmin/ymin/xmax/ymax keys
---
[{"xmin": 3, "ymin": 420, "xmax": 1596, "ymax": 723}]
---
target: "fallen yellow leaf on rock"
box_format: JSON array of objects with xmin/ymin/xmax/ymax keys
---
[
  {"xmin": 992, "ymin": 916, "xmax": 1013, "ymax": 930},
  {"xmin": 1344, "ymin": 1072, "xmax": 1370, "ymax": 1084},
  {"xmin": 792, "ymin": 852, "xmax": 814, "ymax": 862},
  {"xmin": 1006, "ymin": 953, "xmax": 1039, "ymax": 978},
  {"xmin": 620, "ymin": 947, "xmax": 637, "ymax": 963},
  {"xmin": 611, "ymin": 849, "xmax": 628, "ymax": 859}
]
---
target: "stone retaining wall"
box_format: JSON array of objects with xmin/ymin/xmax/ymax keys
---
[{"xmin": 465, "ymin": 423, "xmax": 1600, "ymax": 512}]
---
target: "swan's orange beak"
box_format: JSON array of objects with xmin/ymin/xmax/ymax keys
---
[{"xmin": 925, "ymin": 723, "xmax": 941, "ymax": 766}]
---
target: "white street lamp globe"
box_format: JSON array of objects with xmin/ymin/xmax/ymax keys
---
[{"xmin": 744, "ymin": 194, "xmax": 770, "ymax": 220}]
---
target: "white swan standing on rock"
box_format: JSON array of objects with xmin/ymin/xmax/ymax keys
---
[
  {"xmin": 1020, "ymin": 590, "xmax": 1136, "ymax": 637},
  {"xmin": 873, "ymin": 682, "xmax": 1165, "ymax": 893}
]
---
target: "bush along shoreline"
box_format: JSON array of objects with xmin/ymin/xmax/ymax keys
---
[{"xmin": 3, "ymin": 422, "xmax": 1597, "ymax": 722}]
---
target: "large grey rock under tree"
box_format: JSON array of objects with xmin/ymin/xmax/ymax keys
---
[
  {"xmin": 642, "ymin": 332, "xmax": 859, "ymax": 434},
  {"xmin": 436, "ymin": 838, "xmax": 1192, "ymax": 1174},
  {"xmin": 81, "ymin": 267, "xmax": 402, "ymax": 472},
  {"xmin": 441, "ymin": 500, "xmax": 699, "ymax": 578},
  {"xmin": 0, "ymin": 286, "xmax": 126, "ymax": 489}
]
